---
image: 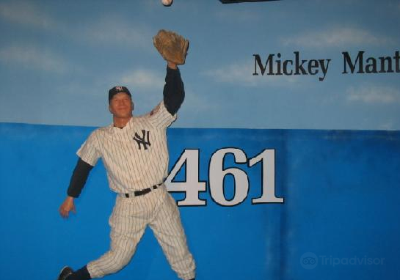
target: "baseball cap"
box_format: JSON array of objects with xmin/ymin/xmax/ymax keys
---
[{"xmin": 108, "ymin": 86, "xmax": 132, "ymax": 102}]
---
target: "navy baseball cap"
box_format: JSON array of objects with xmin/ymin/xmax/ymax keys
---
[{"xmin": 108, "ymin": 86, "xmax": 132, "ymax": 102}]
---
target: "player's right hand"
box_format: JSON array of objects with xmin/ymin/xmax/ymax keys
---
[{"xmin": 59, "ymin": 196, "xmax": 76, "ymax": 218}]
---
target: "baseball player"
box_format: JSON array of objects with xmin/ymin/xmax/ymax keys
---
[{"xmin": 57, "ymin": 60, "xmax": 195, "ymax": 280}]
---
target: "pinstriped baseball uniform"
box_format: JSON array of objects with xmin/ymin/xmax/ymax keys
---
[
  {"xmin": 78, "ymin": 102, "xmax": 172, "ymax": 193},
  {"xmin": 77, "ymin": 101, "xmax": 195, "ymax": 280}
]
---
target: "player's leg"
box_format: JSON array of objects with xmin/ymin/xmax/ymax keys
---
[
  {"xmin": 149, "ymin": 191, "xmax": 196, "ymax": 280},
  {"xmin": 59, "ymin": 213, "xmax": 146, "ymax": 279},
  {"xmin": 86, "ymin": 226, "xmax": 146, "ymax": 278},
  {"xmin": 87, "ymin": 197, "xmax": 148, "ymax": 278}
]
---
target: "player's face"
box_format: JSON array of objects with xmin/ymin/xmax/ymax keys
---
[{"xmin": 109, "ymin": 92, "xmax": 134, "ymax": 119}]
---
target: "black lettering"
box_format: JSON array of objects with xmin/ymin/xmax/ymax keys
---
[
  {"xmin": 395, "ymin": 51, "xmax": 400, "ymax": 72},
  {"xmin": 343, "ymin": 51, "xmax": 364, "ymax": 74},
  {"xmin": 253, "ymin": 54, "xmax": 274, "ymax": 76},
  {"xmin": 276, "ymin": 53, "xmax": 283, "ymax": 75},
  {"xmin": 308, "ymin": 59, "xmax": 319, "ymax": 75},
  {"xmin": 283, "ymin": 60, "xmax": 293, "ymax": 75},
  {"xmin": 319, "ymin": 59, "xmax": 331, "ymax": 81},
  {"xmin": 365, "ymin": 57, "xmax": 377, "ymax": 73},
  {"xmin": 294, "ymin": 51, "xmax": 307, "ymax": 75},
  {"xmin": 379, "ymin": 56, "xmax": 393, "ymax": 73}
]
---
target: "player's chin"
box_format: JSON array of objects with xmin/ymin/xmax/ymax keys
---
[{"xmin": 115, "ymin": 111, "xmax": 133, "ymax": 119}]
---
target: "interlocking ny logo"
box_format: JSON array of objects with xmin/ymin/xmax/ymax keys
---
[{"xmin": 133, "ymin": 130, "xmax": 151, "ymax": 150}]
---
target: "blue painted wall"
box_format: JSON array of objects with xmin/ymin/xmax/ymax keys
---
[{"xmin": 0, "ymin": 123, "xmax": 399, "ymax": 280}]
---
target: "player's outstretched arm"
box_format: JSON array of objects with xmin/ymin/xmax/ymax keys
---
[
  {"xmin": 59, "ymin": 196, "xmax": 76, "ymax": 218},
  {"xmin": 163, "ymin": 61, "xmax": 185, "ymax": 115}
]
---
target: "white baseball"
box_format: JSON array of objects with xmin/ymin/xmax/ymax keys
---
[{"xmin": 162, "ymin": 0, "xmax": 173, "ymax": 6}]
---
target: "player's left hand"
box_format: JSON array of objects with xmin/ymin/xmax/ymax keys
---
[{"xmin": 59, "ymin": 196, "xmax": 76, "ymax": 218}]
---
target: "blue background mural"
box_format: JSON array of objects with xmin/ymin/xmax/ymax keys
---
[{"xmin": 1, "ymin": 123, "xmax": 399, "ymax": 280}]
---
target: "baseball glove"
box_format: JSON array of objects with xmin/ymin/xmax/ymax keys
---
[{"xmin": 153, "ymin": 29, "xmax": 189, "ymax": 65}]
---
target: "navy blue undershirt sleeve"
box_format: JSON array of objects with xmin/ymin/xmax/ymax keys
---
[
  {"xmin": 67, "ymin": 158, "xmax": 94, "ymax": 198},
  {"xmin": 163, "ymin": 66, "xmax": 185, "ymax": 115}
]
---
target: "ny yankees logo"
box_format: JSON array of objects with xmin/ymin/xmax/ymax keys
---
[{"xmin": 133, "ymin": 130, "xmax": 151, "ymax": 150}]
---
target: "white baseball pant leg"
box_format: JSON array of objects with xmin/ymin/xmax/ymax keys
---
[
  {"xmin": 149, "ymin": 188, "xmax": 196, "ymax": 280},
  {"xmin": 86, "ymin": 185, "xmax": 195, "ymax": 280},
  {"xmin": 86, "ymin": 193, "xmax": 148, "ymax": 278}
]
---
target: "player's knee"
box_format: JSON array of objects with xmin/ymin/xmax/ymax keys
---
[{"xmin": 103, "ymin": 249, "xmax": 133, "ymax": 274}]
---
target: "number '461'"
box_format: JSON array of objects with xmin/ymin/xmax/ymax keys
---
[{"xmin": 165, "ymin": 148, "xmax": 284, "ymax": 206}]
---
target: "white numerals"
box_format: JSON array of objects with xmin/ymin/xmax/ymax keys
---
[
  {"xmin": 165, "ymin": 149, "xmax": 207, "ymax": 206},
  {"xmin": 249, "ymin": 149, "xmax": 283, "ymax": 203},
  {"xmin": 209, "ymin": 148, "xmax": 249, "ymax": 206},
  {"xmin": 166, "ymin": 148, "xmax": 284, "ymax": 206}
]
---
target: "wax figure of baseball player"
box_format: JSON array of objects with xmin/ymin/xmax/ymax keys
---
[{"xmin": 57, "ymin": 31, "xmax": 195, "ymax": 280}]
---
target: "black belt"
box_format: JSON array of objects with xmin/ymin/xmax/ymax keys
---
[{"xmin": 124, "ymin": 184, "xmax": 160, "ymax": 198}]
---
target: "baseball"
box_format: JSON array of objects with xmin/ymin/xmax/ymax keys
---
[{"xmin": 162, "ymin": 0, "xmax": 173, "ymax": 6}]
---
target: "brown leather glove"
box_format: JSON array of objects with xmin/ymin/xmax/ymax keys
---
[{"xmin": 153, "ymin": 29, "xmax": 189, "ymax": 65}]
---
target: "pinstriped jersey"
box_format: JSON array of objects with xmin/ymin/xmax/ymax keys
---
[{"xmin": 77, "ymin": 101, "xmax": 176, "ymax": 193}]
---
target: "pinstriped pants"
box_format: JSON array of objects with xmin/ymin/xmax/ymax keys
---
[{"xmin": 87, "ymin": 185, "xmax": 196, "ymax": 280}]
